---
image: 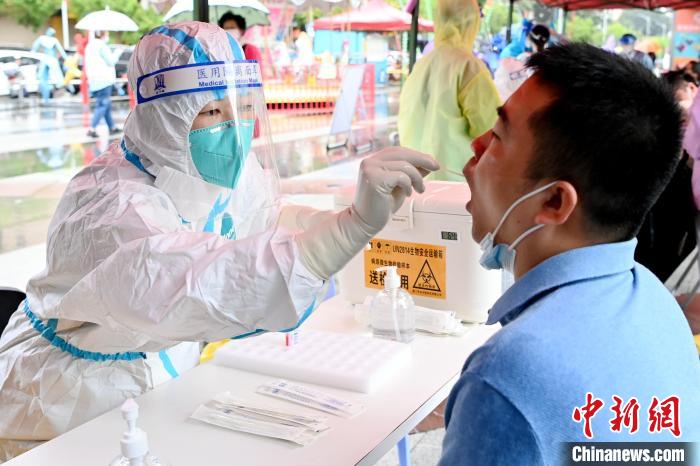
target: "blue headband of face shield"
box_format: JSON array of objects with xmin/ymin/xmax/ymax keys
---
[
  {"xmin": 136, "ymin": 25, "xmax": 250, "ymax": 103},
  {"xmin": 136, "ymin": 60, "xmax": 262, "ymax": 189},
  {"xmin": 135, "ymin": 61, "xmax": 262, "ymax": 104}
]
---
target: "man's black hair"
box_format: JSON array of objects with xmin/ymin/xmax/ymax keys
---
[
  {"xmin": 218, "ymin": 11, "xmax": 247, "ymax": 32},
  {"xmin": 528, "ymin": 24, "xmax": 550, "ymax": 51},
  {"xmin": 663, "ymin": 70, "xmax": 696, "ymax": 96},
  {"xmin": 685, "ymin": 60, "xmax": 700, "ymax": 84},
  {"xmin": 525, "ymin": 43, "xmax": 683, "ymax": 241}
]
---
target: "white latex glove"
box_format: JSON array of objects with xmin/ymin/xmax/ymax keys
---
[
  {"xmin": 277, "ymin": 205, "xmax": 337, "ymax": 231},
  {"xmin": 295, "ymin": 148, "xmax": 439, "ymax": 280}
]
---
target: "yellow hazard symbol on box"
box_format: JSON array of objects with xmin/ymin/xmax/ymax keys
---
[{"xmin": 364, "ymin": 238, "xmax": 446, "ymax": 299}]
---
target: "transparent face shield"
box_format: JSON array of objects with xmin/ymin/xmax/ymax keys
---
[{"xmin": 137, "ymin": 61, "xmax": 280, "ymax": 240}]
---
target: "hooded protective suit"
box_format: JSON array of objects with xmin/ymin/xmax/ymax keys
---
[
  {"xmin": 498, "ymin": 19, "xmax": 533, "ymax": 60},
  {"xmin": 0, "ymin": 22, "xmax": 438, "ymax": 459},
  {"xmin": 398, "ymin": 0, "xmax": 500, "ymax": 182}
]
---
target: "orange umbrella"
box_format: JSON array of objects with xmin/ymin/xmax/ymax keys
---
[{"xmin": 637, "ymin": 38, "xmax": 663, "ymax": 54}]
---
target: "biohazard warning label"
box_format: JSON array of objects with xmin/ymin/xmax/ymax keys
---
[
  {"xmin": 413, "ymin": 260, "xmax": 441, "ymax": 293},
  {"xmin": 364, "ymin": 238, "xmax": 446, "ymax": 299}
]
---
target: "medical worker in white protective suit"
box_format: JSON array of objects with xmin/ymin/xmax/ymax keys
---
[{"xmin": 0, "ymin": 21, "xmax": 438, "ymax": 459}]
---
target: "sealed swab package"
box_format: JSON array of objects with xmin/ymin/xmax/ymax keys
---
[
  {"xmin": 191, "ymin": 392, "xmax": 328, "ymax": 446},
  {"xmin": 257, "ymin": 380, "xmax": 364, "ymax": 418}
]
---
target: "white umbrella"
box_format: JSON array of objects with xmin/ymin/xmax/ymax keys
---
[
  {"xmin": 75, "ymin": 6, "xmax": 139, "ymax": 32},
  {"xmin": 164, "ymin": 0, "xmax": 271, "ymax": 27}
]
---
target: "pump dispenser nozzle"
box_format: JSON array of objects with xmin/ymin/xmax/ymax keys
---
[
  {"xmin": 109, "ymin": 399, "xmax": 165, "ymax": 466},
  {"xmin": 120, "ymin": 399, "xmax": 148, "ymax": 466},
  {"xmin": 376, "ymin": 266, "xmax": 400, "ymax": 291}
]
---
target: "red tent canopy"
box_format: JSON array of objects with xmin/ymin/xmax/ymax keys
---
[
  {"xmin": 539, "ymin": 0, "xmax": 699, "ymax": 10},
  {"xmin": 313, "ymin": 0, "xmax": 434, "ymax": 32}
]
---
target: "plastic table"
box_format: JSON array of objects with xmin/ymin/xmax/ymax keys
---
[{"xmin": 5, "ymin": 296, "xmax": 498, "ymax": 466}]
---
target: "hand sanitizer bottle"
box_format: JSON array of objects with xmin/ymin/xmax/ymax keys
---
[
  {"xmin": 370, "ymin": 266, "xmax": 415, "ymax": 343},
  {"xmin": 109, "ymin": 399, "xmax": 165, "ymax": 466}
]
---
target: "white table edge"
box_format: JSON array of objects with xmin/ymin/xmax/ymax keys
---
[{"xmin": 357, "ymin": 374, "xmax": 459, "ymax": 465}]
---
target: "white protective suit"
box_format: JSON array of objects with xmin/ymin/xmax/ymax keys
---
[{"xmin": 0, "ymin": 21, "xmax": 438, "ymax": 460}]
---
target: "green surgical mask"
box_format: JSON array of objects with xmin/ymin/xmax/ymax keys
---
[{"xmin": 189, "ymin": 119, "xmax": 254, "ymax": 189}]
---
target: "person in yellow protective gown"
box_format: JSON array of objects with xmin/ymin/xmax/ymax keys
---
[{"xmin": 398, "ymin": 0, "xmax": 500, "ymax": 181}]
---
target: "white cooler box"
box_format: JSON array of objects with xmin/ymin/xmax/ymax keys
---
[{"xmin": 336, "ymin": 181, "xmax": 502, "ymax": 323}]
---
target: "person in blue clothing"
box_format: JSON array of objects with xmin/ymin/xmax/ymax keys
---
[
  {"xmin": 498, "ymin": 18, "xmax": 533, "ymax": 60},
  {"xmin": 439, "ymin": 43, "xmax": 700, "ymax": 466},
  {"xmin": 31, "ymin": 27, "xmax": 67, "ymax": 104},
  {"xmin": 619, "ymin": 33, "xmax": 655, "ymax": 72}
]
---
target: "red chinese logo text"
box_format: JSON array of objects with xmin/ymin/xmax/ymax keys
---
[
  {"xmin": 572, "ymin": 392, "xmax": 605, "ymax": 439},
  {"xmin": 610, "ymin": 396, "xmax": 640, "ymax": 434},
  {"xmin": 572, "ymin": 394, "xmax": 681, "ymax": 439},
  {"xmin": 648, "ymin": 396, "xmax": 681, "ymax": 437}
]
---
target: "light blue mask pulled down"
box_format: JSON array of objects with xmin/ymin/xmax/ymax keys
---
[
  {"xmin": 189, "ymin": 119, "xmax": 254, "ymax": 189},
  {"xmin": 478, "ymin": 181, "xmax": 558, "ymax": 274}
]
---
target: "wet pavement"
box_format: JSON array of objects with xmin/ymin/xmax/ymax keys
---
[{"xmin": 0, "ymin": 87, "xmax": 400, "ymax": 286}]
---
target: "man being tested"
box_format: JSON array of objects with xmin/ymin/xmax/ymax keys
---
[{"xmin": 439, "ymin": 43, "xmax": 700, "ymax": 466}]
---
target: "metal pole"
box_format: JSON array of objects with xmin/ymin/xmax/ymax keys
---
[
  {"xmin": 506, "ymin": 0, "xmax": 514, "ymax": 44},
  {"xmin": 408, "ymin": 0, "xmax": 419, "ymax": 73},
  {"xmin": 669, "ymin": 10, "xmax": 676, "ymax": 69},
  {"xmin": 194, "ymin": 0, "xmax": 209, "ymax": 23},
  {"xmin": 562, "ymin": 8, "xmax": 568, "ymax": 36},
  {"xmin": 61, "ymin": 0, "xmax": 70, "ymax": 49},
  {"xmin": 602, "ymin": 10, "xmax": 608, "ymax": 44}
]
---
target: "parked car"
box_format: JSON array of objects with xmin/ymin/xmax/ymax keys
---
[
  {"xmin": 107, "ymin": 45, "xmax": 133, "ymax": 96},
  {"xmin": 0, "ymin": 70, "xmax": 10, "ymax": 97},
  {"xmin": 110, "ymin": 45, "xmax": 133, "ymax": 79},
  {"xmin": 0, "ymin": 49, "xmax": 64, "ymax": 98},
  {"xmin": 0, "ymin": 45, "xmax": 30, "ymax": 52}
]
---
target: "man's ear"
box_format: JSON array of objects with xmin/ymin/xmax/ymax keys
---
[{"xmin": 534, "ymin": 181, "xmax": 578, "ymax": 226}]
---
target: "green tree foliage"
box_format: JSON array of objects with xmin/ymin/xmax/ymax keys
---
[
  {"xmin": 568, "ymin": 16, "xmax": 602, "ymax": 45},
  {"xmin": 330, "ymin": 6, "xmax": 346, "ymax": 16},
  {"xmin": 293, "ymin": 8, "xmax": 324, "ymax": 28},
  {"xmin": 384, "ymin": 0, "xmax": 432, "ymax": 23},
  {"xmin": 0, "ymin": 0, "xmax": 61, "ymax": 30},
  {"xmin": 483, "ymin": 3, "xmax": 516, "ymax": 36},
  {"xmin": 70, "ymin": 0, "xmax": 162, "ymax": 44},
  {"xmin": 564, "ymin": 10, "xmax": 646, "ymax": 47},
  {"xmin": 0, "ymin": 0, "xmax": 161, "ymax": 44},
  {"xmin": 607, "ymin": 22, "xmax": 641, "ymax": 40},
  {"xmin": 481, "ymin": 0, "xmax": 536, "ymax": 37}
]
